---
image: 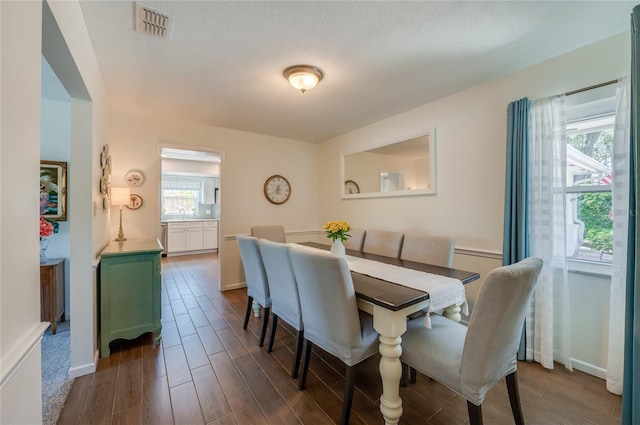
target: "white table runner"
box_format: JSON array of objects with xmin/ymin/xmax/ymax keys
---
[{"xmin": 293, "ymin": 244, "xmax": 468, "ymax": 327}]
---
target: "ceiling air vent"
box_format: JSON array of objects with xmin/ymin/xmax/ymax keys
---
[{"xmin": 135, "ymin": 2, "xmax": 174, "ymax": 40}]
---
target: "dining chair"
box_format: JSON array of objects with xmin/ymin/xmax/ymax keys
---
[
  {"xmin": 362, "ymin": 229, "xmax": 404, "ymax": 258},
  {"xmin": 289, "ymin": 247, "xmax": 379, "ymax": 425},
  {"xmin": 257, "ymin": 239, "xmax": 305, "ymax": 378},
  {"xmin": 400, "ymin": 234, "xmax": 455, "ymax": 267},
  {"xmin": 236, "ymin": 235, "xmax": 271, "ymax": 347},
  {"xmin": 343, "ymin": 228, "xmax": 366, "ymax": 251},
  {"xmin": 400, "ymin": 257, "xmax": 543, "ymax": 425},
  {"xmin": 399, "ymin": 233, "xmax": 456, "ymax": 324},
  {"xmin": 250, "ymin": 225, "xmax": 286, "ymax": 243}
]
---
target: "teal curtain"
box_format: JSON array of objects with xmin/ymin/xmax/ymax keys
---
[
  {"xmin": 622, "ymin": 5, "xmax": 640, "ymax": 424},
  {"xmin": 502, "ymin": 97, "xmax": 531, "ymax": 360}
]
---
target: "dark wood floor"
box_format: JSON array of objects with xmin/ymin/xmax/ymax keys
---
[{"xmin": 58, "ymin": 253, "xmax": 622, "ymax": 425}]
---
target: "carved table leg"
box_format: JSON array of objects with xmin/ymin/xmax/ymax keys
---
[
  {"xmin": 443, "ymin": 303, "xmax": 462, "ymax": 323},
  {"xmin": 378, "ymin": 335, "xmax": 403, "ymax": 424},
  {"xmin": 252, "ymin": 299, "xmax": 261, "ymax": 318},
  {"xmin": 372, "ymin": 305, "xmax": 411, "ymax": 425}
]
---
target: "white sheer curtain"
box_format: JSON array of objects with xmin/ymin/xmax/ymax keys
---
[
  {"xmin": 528, "ymin": 95, "xmax": 572, "ymax": 370},
  {"xmin": 607, "ymin": 77, "xmax": 631, "ymax": 395}
]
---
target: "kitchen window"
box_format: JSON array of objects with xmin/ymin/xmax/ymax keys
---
[{"xmin": 161, "ymin": 174, "xmax": 217, "ymax": 219}]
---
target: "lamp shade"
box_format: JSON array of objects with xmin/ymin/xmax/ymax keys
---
[
  {"xmin": 110, "ymin": 187, "xmax": 131, "ymax": 206},
  {"xmin": 283, "ymin": 65, "xmax": 323, "ymax": 93}
]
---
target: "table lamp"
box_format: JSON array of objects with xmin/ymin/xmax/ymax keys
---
[{"xmin": 110, "ymin": 187, "xmax": 131, "ymax": 241}]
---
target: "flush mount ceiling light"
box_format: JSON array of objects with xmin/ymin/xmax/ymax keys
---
[{"xmin": 283, "ymin": 65, "xmax": 324, "ymax": 93}]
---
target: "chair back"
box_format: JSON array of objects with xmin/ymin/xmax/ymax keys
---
[
  {"xmin": 362, "ymin": 229, "xmax": 404, "ymax": 258},
  {"xmin": 343, "ymin": 228, "xmax": 366, "ymax": 251},
  {"xmin": 258, "ymin": 239, "xmax": 303, "ymax": 330},
  {"xmin": 400, "ymin": 234, "xmax": 455, "ymax": 267},
  {"xmin": 460, "ymin": 257, "xmax": 543, "ymax": 403},
  {"xmin": 236, "ymin": 235, "xmax": 270, "ymax": 305},
  {"xmin": 289, "ymin": 248, "xmax": 366, "ymax": 365},
  {"xmin": 250, "ymin": 225, "xmax": 286, "ymax": 243}
]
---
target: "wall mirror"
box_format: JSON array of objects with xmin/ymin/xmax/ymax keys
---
[{"xmin": 341, "ymin": 128, "xmax": 436, "ymax": 199}]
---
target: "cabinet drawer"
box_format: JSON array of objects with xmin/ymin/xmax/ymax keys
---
[
  {"xmin": 203, "ymin": 221, "xmax": 218, "ymax": 229},
  {"xmin": 186, "ymin": 221, "xmax": 204, "ymax": 229},
  {"xmin": 167, "ymin": 222, "xmax": 186, "ymax": 230}
]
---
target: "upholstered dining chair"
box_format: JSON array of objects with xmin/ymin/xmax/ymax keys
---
[
  {"xmin": 343, "ymin": 228, "xmax": 366, "ymax": 251},
  {"xmin": 400, "ymin": 257, "xmax": 543, "ymax": 425},
  {"xmin": 400, "ymin": 234, "xmax": 455, "ymax": 267},
  {"xmin": 250, "ymin": 225, "xmax": 286, "ymax": 243},
  {"xmin": 289, "ymin": 247, "xmax": 379, "ymax": 425},
  {"xmin": 362, "ymin": 229, "xmax": 404, "ymax": 258},
  {"xmin": 236, "ymin": 235, "xmax": 271, "ymax": 347},
  {"xmin": 257, "ymin": 239, "xmax": 305, "ymax": 378}
]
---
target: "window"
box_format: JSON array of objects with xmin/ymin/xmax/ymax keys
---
[
  {"xmin": 565, "ymin": 90, "xmax": 615, "ymax": 264},
  {"xmin": 161, "ymin": 174, "xmax": 217, "ymax": 218}
]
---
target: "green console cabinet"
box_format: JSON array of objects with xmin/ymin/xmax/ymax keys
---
[{"xmin": 99, "ymin": 239, "xmax": 163, "ymax": 358}]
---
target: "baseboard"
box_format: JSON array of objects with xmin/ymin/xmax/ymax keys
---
[
  {"xmin": 68, "ymin": 351, "xmax": 98, "ymax": 378},
  {"xmin": 222, "ymin": 282, "xmax": 247, "ymax": 291},
  {"xmin": 570, "ymin": 357, "xmax": 607, "ymax": 380}
]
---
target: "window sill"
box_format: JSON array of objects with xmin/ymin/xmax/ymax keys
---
[{"xmin": 567, "ymin": 258, "xmax": 612, "ymax": 277}]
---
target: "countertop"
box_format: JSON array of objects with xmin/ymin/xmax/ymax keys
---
[
  {"xmin": 162, "ymin": 219, "xmax": 219, "ymax": 223},
  {"xmin": 101, "ymin": 239, "xmax": 164, "ymax": 256}
]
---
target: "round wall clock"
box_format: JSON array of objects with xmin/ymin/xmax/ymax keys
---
[
  {"xmin": 263, "ymin": 174, "xmax": 291, "ymax": 205},
  {"xmin": 345, "ymin": 180, "xmax": 360, "ymax": 194},
  {"xmin": 126, "ymin": 194, "xmax": 143, "ymax": 210},
  {"xmin": 125, "ymin": 170, "xmax": 145, "ymax": 187}
]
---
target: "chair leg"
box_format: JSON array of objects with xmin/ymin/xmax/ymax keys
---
[
  {"xmin": 340, "ymin": 365, "xmax": 355, "ymax": 425},
  {"xmin": 291, "ymin": 330, "xmax": 304, "ymax": 378},
  {"xmin": 243, "ymin": 296, "xmax": 253, "ymax": 330},
  {"xmin": 506, "ymin": 371, "xmax": 525, "ymax": 425},
  {"xmin": 467, "ymin": 401, "xmax": 484, "ymax": 425},
  {"xmin": 400, "ymin": 363, "xmax": 408, "ymax": 387},
  {"xmin": 409, "ymin": 366, "xmax": 417, "ymax": 384},
  {"xmin": 259, "ymin": 307, "xmax": 270, "ymax": 347},
  {"xmin": 267, "ymin": 313, "xmax": 278, "ymax": 353},
  {"xmin": 298, "ymin": 339, "xmax": 313, "ymax": 390}
]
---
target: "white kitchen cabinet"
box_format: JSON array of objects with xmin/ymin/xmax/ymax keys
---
[
  {"xmin": 186, "ymin": 222, "xmax": 204, "ymax": 250},
  {"xmin": 203, "ymin": 221, "xmax": 218, "ymax": 249},
  {"xmin": 167, "ymin": 222, "xmax": 187, "ymax": 252},
  {"xmin": 166, "ymin": 221, "xmax": 218, "ymax": 254}
]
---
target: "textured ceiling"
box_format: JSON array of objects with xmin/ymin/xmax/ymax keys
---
[{"xmin": 78, "ymin": 1, "xmax": 636, "ymax": 143}]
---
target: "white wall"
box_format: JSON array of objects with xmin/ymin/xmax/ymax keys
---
[
  {"xmin": 108, "ymin": 111, "xmax": 320, "ymax": 289},
  {"xmin": 162, "ymin": 158, "xmax": 220, "ymax": 175},
  {"xmin": 44, "ymin": 0, "xmax": 110, "ymax": 379},
  {"xmin": 317, "ymin": 33, "xmax": 630, "ymax": 374},
  {"xmin": 1, "ymin": 3, "xmax": 106, "ymax": 419},
  {"xmin": 41, "ymin": 96, "xmax": 72, "ymax": 317},
  {"xmin": 0, "ymin": 2, "xmax": 48, "ymax": 423}
]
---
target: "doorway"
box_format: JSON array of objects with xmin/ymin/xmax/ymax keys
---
[{"xmin": 160, "ymin": 147, "xmax": 222, "ymax": 268}]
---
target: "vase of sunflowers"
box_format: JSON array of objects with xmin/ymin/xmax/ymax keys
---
[{"xmin": 323, "ymin": 220, "xmax": 351, "ymax": 257}]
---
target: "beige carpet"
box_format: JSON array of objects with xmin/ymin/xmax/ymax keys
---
[{"xmin": 41, "ymin": 321, "xmax": 73, "ymax": 425}]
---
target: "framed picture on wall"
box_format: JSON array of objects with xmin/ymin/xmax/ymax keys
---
[{"xmin": 40, "ymin": 160, "xmax": 67, "ymax": 221}]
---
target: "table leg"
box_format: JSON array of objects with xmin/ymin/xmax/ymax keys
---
[
  {"xmin": 372, "ymin": 305, "xmax": 410, "ymax": 425},
  {"xmin": 252, "ymin": 299, "xmax": 261, "ymax": 318},
  {"xmin": 443, "ymin": 303, "xmax": 462, "ymax": 322},
  {"xmin": 378, "ymin": 335, "xmax": 403, "ymax": 424}
]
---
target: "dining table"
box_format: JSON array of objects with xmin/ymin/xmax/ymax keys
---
[{"xmin": 298, "ymin": 241, "xmax": 479, "ymax": 425}]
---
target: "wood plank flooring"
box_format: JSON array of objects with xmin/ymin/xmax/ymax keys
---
[{"xmin": 58, "ymin": 253, "xmax": 622, "ymax": 425}]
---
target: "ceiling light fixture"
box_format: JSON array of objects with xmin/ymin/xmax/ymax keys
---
[{"xmin": 283, "ymin": 65, "xmax": 324, "ymax": 93}]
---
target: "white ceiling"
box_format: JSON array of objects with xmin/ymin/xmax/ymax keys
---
[{"xmin": 78, "ymin": 1, "xmax": 636, "ymax": 143}]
